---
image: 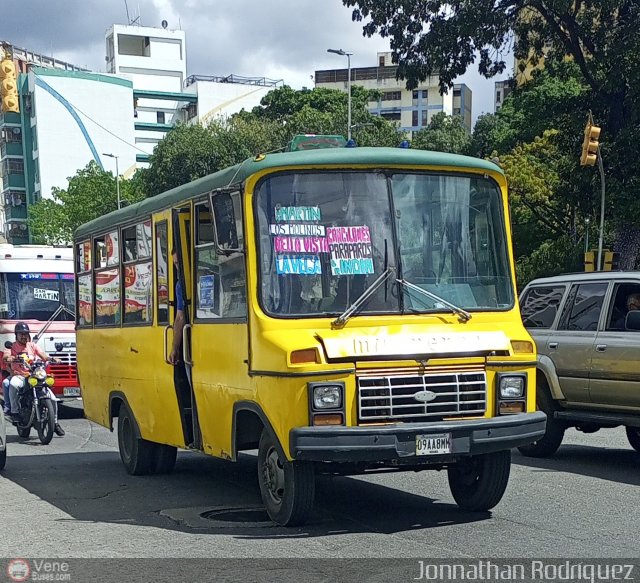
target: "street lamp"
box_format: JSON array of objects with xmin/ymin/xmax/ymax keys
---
[
  {"xmin": 103, "ymin": 153, "xmax": 121, "ymax": 210},
  {"xmin": 327, "ymin": 48, "xmax": 353, "ymax": 140}
]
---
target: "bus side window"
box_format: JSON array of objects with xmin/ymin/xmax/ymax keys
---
[{"xmin": 195, "ymin": 199, "xmax": 246, "ymax": 320}]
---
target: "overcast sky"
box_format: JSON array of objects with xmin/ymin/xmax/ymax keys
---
[{"xmin": 2, "ymin": 0, "xmax": 511, "ymax": 124}]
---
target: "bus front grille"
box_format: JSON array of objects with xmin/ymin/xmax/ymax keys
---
[{"xmin": 357, "ymin": 369, "xmax": 487, "ymax": 423}]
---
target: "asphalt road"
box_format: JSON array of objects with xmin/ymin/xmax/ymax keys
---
[{"xmin": 1, "ymin": 402, "xmax": 639, "ymax": 559}]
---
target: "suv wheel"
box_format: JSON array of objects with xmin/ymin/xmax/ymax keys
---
[
  {"xmin": 518, "ymin": 378, "xmax": 565, "ymax": 458},
  {"xmin": 625, "ymin": 427, "xmax": 640, "ymax": 452}
]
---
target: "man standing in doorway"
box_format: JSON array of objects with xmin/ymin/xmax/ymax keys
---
[{"xmin": 169, "ymin": 248, "xmax": 186, "ymax": 365}]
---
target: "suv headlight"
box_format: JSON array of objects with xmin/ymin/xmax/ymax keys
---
[
  {"xmin": 312, "ymin": 385, "xmax": 342, "ymax": 409},
  {"xmin": 499, "ymin": 375, "xmax": 525, "ymax": 399}
]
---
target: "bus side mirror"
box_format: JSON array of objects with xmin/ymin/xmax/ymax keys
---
[{"xmin": 209, "ymin": 190, "xmax": 244, "ymax": 255}]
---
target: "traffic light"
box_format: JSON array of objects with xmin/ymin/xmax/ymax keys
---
[
  {"xmin": 580, "ymin": 121, "xmax": 600, "ymax": 166},
  {"xmin": 603, "ymin": 250, "xmax": 619, "ymax": 271},
  {"xmin": 584, "ymin": 251, "xmax": 595, "ymax": 272},
  {"xmin": 0, "ymin": 57, "xmax": 19, "ymax": 114}
]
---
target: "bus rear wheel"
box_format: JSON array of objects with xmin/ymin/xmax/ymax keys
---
[
  {"xmin": 257, "ymin": 430, "xmax": 315, "ymax": 526},
  {"xmin": 448, "ymin": 450, "xmax": 511, "ymax": 512},
  {"xmin": 117, "ymin": 403, "xmax": 156, "ymax": 476}
]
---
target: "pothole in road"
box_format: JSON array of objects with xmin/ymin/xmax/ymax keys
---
[{"xmin": 160, "ymin": 506, "xmax": 275, "ymax": 529}]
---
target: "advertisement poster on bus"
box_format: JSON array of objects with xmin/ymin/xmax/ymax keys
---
[
  {"xmin": 95, "ymin": 269, "xmax": 120, "ymax": 320},
  {"xmin": 78, "ymin": 274, "xmax": 92, "ymax": 325},
  {"xmin": 124, "ymin": 262, "xmax": 152, "ymax": 321}
]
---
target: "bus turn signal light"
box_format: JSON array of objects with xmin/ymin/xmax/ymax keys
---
[
  {"xmin": 511, "ymin": 341, "xmax": 534, "ymax": 354},
  {"xmin": 312, "ymin": 413, "xmax": 343, "ymax": 426},
  {"xmin": 290, "ymin": 348, "xmax": 320, "ymax": 364},
  {"xmin": 499, "ymin": 402, "xmax": 525, "ymax": 415}
]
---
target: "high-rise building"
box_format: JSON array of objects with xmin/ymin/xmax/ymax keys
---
[
  {"xmin": 314, "ymin": 52, "xmax": 473, "ymax": 134},
  {"xmin": 105, "ymin": 23, "xmax": 188, "ymax": 163},
  {"xmin": 494, "ymin": 79, "xmax": 514, "ymax": 112}
]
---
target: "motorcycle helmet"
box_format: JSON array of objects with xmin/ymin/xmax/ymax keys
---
[{"xmin": 14, "ymin": 322, "xmax": 30, "ymax": 335}]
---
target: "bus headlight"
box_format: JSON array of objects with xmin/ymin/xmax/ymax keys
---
[
  {"xmin": 313, "ymin": 385, "xmax": 342, "ymax": 409},
  {"xmin": 499, "ymin": 375, "xmax": 525, "ymax": 399}
]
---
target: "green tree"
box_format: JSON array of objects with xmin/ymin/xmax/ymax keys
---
[
  {"xmin": 140, "ymin": 86, "xmax": 403, "ymax": 196},
  {"xmin": 411, "ymin": 112, "xmax": 471, "ymax": 154},
  {"xmin": 138, "ymin": 123, "xmax": 221, "ymax": 197},
  {"xmin": 344, "ymin": 0, "xmax": 640, "ymax": 268},
  {"xmin": 28, "ymin": 161, "xmax": 144, "ymax": 245}
]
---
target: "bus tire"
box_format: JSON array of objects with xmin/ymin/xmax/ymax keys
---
[
  {"xmin": 153, "ymin": 444, "xmax": 177, "ymax": 474},
  {"xmin": 625, "ymin": 427, "xmax": 640, "ymax": 453},
  {"xmin": 448, "ymin": 450, "xmax": 511, "ymax": 512},
  {"xmin": 257, "ymin": 430, "xmax": 315, "ymax": 526},
  {"xmin": 117, "ymin": 403, "xmax": 155, "ymax": 476},
  {"xmin": 518, "ymin": 379, "xmax": 565, "ymax": 458}
]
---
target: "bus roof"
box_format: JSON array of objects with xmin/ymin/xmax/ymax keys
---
[
  {"xmin": 75, "ymin": 147, "xmax": 503, "ymax": 240},
  {"xmin": 0, "ymin": 244, "xmax": 72, "ymax": 261}
]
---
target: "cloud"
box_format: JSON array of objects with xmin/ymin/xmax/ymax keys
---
[{"xmin": 3, "ymin": 0, "xmax": 508, "ymax": 123}]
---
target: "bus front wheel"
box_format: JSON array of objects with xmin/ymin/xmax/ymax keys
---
[
  {"xmin": 447, "ymin": 450, "xmax": 511, "ymax": 512},
  {"xmin": 257, "ymin": 430, "xmax": 315, "ymax": 526}
]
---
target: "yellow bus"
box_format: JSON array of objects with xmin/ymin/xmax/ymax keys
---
[{"xmin": 74, "ymin": 144, "xmax": 545, "ymax": 526}]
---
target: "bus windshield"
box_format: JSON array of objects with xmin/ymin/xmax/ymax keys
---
[
  {"xmin": 255, "ymin": 171, "xmax": 513, "ymax": 317},
  {"xmin": 0, "ymin": 273, "xmax": 75, "ymax": 321}
]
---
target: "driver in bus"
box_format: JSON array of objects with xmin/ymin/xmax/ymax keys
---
[{"xmin": 3, "ymin": 322, "xmax": 65, "ymax": 436}]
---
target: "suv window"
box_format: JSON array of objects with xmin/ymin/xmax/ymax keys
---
[
  {"xmin": 521, "ymin": 285, "xmax": 565, "ymax": 329},
  {"xmin": 558, "ymin": 282, "xmax": 607, "ymax": 332},
  {"xmin": 606, "ymin": 282, "xmax": 640, "ymax": 331}
]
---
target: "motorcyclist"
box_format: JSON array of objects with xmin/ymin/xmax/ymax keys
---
[{"xmin": 3, "ymin": 322, "xmax": 65, "ymax": 436}]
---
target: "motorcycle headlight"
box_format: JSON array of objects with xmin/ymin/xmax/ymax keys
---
[
  {"xmin": 28, "ymin": 377, "xmax": 38, "ymax": 386},
  {"xmin": 34, "ymin": 369, "xmax": 47, "ymax": 380},
  {"xmin": 45, "ymin": 377, "xmax": 55, "ymax": 386}
]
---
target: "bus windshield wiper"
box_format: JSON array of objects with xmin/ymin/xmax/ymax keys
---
[
  {"xmin": 331, "ymin": 267, "xmax": 396, "ymax": 329},
  {"xmin": 396, "ymin": 278, "xmax": 472, "ymax": 322}
]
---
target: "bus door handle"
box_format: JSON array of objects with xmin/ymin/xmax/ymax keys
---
[
  {"xmin": 163, "ymin": 325, "xmax": 172, "ymax": 365},
  {"xmin": 183, "ymin": 323, "xmax": 194, "ymax": 367}
]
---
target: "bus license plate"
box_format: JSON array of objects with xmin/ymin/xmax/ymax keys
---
[
  {"xmin": 416, "ymin": 433, "xmax": 451, "ymax": 455},
  {"xmin": 63, "ymin": 388, "xmax": 81, "ymax": 397}
]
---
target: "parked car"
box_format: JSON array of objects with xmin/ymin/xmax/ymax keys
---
[{"xmin": 518, "ymin": 271, "xmax": 640, "ymax": 457}]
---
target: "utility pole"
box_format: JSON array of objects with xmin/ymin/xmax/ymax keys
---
[
  {"xmin": 327, "ymin": 48, "xmax": 353, "ymax": 140},
  {"xmin": 103, "ymin": 152, "xmax": 121, "ymax": 209}
]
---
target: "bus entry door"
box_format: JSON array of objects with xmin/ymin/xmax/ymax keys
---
[{"xmin": 171, "ymin": 206, "xmax": 202, "ymax": 449}]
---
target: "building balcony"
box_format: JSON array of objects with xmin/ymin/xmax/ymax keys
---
[
  {"xmin": 0, "ymin": 142, "xmax": 23, "ymax": 158},
  {"xmin": 4, "ymin": 204, "xmax": 27, "ymax": 221},
  {"xmin": 1, "ymin": 173, "xmax": 26, "ymax": 189}
]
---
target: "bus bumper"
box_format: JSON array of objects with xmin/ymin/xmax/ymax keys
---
[{"xmin": 289, "ymin": 411, "xmax": 546, "ymax": 462}]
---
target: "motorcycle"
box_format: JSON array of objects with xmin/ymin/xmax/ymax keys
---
[{"xmin": 5, "ymin": 343, "xmax": 57, "ymax": 445}]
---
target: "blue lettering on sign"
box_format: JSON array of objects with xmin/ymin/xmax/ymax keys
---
[
  {"xmin": 275, "ymin": 206, "xmax": 321, "ymax": 222},
  {"xmin": 330, "ymin": 258, "xmax": 374, "ymax": 276},
  {"xmin": 276, "ymin": 255, "xmax": 322, "ymax": 275}
]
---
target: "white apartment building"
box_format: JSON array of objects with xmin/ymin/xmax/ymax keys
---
[
  {"xmin": 315, "ymin": 52, "xmax": 473, "ymax": 134},
  {"xmin": 105, "ymin": 23, "xmax": 188, "ymax": 160}
]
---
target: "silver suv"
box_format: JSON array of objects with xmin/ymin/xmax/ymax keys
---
[{"xmin": 518, "ymin": 271, "xmax": 640, "ymax": 457}]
